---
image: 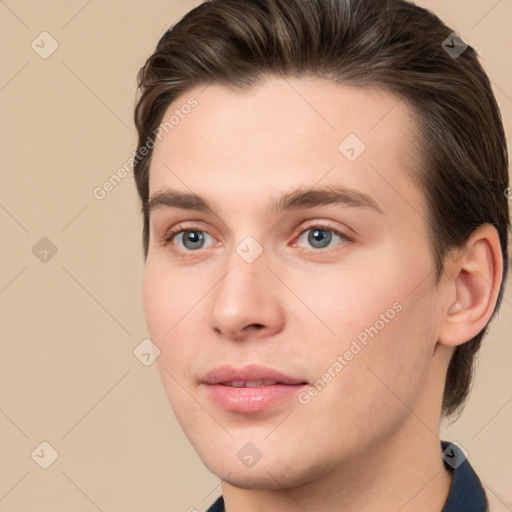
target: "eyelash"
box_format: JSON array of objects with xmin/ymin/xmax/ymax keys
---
[{"xmin": 162, "ymin": 221, "xmax": 353, "ymax": 254}]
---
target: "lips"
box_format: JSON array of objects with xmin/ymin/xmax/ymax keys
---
[
  {"xmin": 200, "ymin": 364, "xmax": 308, "ymax": 413},
  {"xmin": 201, "ymin": 364, "xmax": 307, "ymax": 386},
  {"xmin": 222, "ymin": 379, "xmax": 281, "ymax": 387}
]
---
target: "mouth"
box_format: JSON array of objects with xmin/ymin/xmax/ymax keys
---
[
  {"xmin": 200, "ymin": 364, "xmax": 309, "ymax": 413},
  {"xmin": 220, "ymin": 379, "xmax": 294, "ymax": 387}
]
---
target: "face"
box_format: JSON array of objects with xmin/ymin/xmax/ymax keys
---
[{"xmin": 143, "ymin": 77, "xmax": 444, "ymax": 489}]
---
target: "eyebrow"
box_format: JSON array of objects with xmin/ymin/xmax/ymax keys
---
[{"xmin": 147, "ymin": 185, "xmax": 384, "ymax": 216}]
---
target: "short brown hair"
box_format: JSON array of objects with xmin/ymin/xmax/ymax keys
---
[{"xmin": 133, "ymin": 0, "xmax": 510, "ymax": 417}]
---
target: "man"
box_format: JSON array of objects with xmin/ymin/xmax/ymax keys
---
[{"xmin": 132, "ymin": 0, "xmax": 510, "ymax": 510}]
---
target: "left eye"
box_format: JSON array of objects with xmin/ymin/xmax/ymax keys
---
[{"xmin": 296, "ymin": 226, "xmax": 348, "ymax": 250}]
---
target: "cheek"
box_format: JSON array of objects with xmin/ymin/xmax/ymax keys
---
[
  {"xmin": 355, "ymin": 293, "xmax": 436, "ymax": 410},
  {"xmin": 293, "ymin": 302, "xmax": 435, "ymax": 456},
  {"xmin": 143, "ymin": 264, "xmax": 201, "ymax": 419},
  {"xmin": 287, "ymin": 261, "xmax": 401, "ymax": 356},
  {"xmin": 143, "ymin": 256, "xmax": 196, "ymax": 339},
  {"xmin": 143, "ymin": 268, "xmax": 171, "ymax": 344},
  {"xmin": 143, "ymin": 261, "xmax": 193, "ymax": 370},
  {"xmin": 293, "ymin": 252, "xmax": 437, "ymax": 411}
]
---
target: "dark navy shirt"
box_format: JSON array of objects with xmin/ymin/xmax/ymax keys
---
[{"xmin": 205, "ymin": 441, "xmax": 488, "ymax": 511}]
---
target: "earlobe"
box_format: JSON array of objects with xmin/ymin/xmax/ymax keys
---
[{"xmin": 438, "ymin": 224, "xmax": 503, "ymax": 347}]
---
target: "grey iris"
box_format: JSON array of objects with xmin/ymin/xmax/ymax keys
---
[
  {"xmin": 308, "ymin": 228, "xmax": 332, "ymax": 249},
  {"xmin": 182, "ymin": 231, "xmax": 205, "ymax": 250}
]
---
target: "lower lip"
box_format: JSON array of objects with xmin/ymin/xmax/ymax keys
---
[{"xmin": 203, "ymin": 383, "xmax": 308, "ymax": 413}]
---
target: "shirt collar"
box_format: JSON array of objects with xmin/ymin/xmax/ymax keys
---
[{"xmin": 441, "ymin": 440, "xmax": 488, "ymax": 511}]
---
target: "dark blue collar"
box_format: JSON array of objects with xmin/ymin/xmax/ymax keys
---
[
  {"xmin": 206, "ymin": 441, "xmax": 488, "ymax": 512},
  {"xmin": 440, "ymin": 441, "xmax": 488, "ymax": 511}
]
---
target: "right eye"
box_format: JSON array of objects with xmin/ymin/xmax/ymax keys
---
[{"xmin": 164, "ymin": 227, "xmax": 217, "ymax": 252}]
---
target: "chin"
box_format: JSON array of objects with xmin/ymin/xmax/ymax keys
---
[
  {"xmin": 222, "ymin": 473, "xmax": 285, "ymax": 490},
  {"xmin": 212, "ymin": 466, "xmax": 306, "ymax": 491},
  {"xmin": 200, "ymin": 448, "xmax": 329, "ymax": 492}
]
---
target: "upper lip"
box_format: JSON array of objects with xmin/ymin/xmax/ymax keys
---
[{"xmin": 201, "ymin": 364, "xmax": 308, "ymax": 385}]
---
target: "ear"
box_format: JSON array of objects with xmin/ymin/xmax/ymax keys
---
[{"xmin": 438, "ymin": 224, "xmax": 504, "ymax": 347}]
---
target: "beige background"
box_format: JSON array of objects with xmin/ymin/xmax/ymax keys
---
[{"xmin": 0, "ymin": 1, "xmax": 510, "ymax": 511}]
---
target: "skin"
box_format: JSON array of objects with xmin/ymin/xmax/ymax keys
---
[{"xmin": 143, "ymin": 77, "xmax": 502, "ymax": 511}]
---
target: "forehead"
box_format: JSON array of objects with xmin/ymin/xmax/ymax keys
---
[{"xmin": 148, "ymin": 77, "xmax": 425, "ymax": 224}]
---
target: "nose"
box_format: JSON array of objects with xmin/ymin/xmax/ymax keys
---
[{"xmin": 208, "ymin": 249, "xmax": 286, "ymax": 342}]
